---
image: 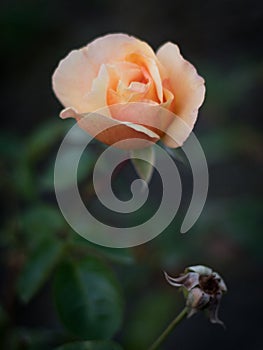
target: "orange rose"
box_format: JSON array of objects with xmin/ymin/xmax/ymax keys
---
[{"xmin": 52, "ymin": 33, "xmax": 205, "ymax": 149}]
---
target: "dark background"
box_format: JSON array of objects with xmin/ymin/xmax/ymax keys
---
[{"xmin": 1, "ymin": 0, "xmax": 263, "ymax": 349}]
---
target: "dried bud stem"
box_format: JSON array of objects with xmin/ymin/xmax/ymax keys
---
[{"xmin": 148, "ymin": 307, "xmax": 188, "ymax": 350}]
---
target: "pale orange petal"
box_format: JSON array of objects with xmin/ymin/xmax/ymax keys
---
[
  {"xmin": 80, "ymin": 34, "xmax": 137, "ymax": 70},
  {"xmin": 160, "ymin": 114, "xmax": 193, "ymax": 148},
  {"xmin": 85, "ymin": 34, "xmax": 163, "ymax": 103},
  {"xmin": 80, "ymin": 33, "xmax": 159, "ymax": 76},
  {"xmin": 53, "ymin": 33, "xmax": 163, "ymax": 113},
  {"xmin": 107, "ymin": 62, "xmax": 143, "ymax": 88},
  {"xmin": 60, "ymin": 107, "xmax": 80, "ymax": 120},
  {"xmin": 78, "ymin": 110, "xmax": 160, "ymax": 149},
  {"xmin": 157, "ymin": 42, "xmax": 205, "ymax": 148},
  {"xmin": 52, "ymin": 49, "xmax": 97, "ymax": 112},
  {"xmin": 106, "ymin": 62, "xmax": 146, "ymax": 105},
  {"xmin": 125, "ymin": 53, "xmax": 163, "ymax": 102},
  {"xmin": 109, "ymin": 102, "xmax": 175, "ymax": 138},
  {"xmin": 59, "ymin": 106, "xmax": 160, "ymax": 149},
  {"xmin": 82, "ymin": 64, "xmax": 110, "ymax": 112}
]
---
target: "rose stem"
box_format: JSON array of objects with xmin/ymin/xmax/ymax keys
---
[{"xmin": 148, "ymin": 307, "xmax": 188, "ymax": 350}]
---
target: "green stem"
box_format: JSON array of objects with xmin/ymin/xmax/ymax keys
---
[{"xmin": 148, "ymin": 307, "xmax": 188, "ymax": 350}]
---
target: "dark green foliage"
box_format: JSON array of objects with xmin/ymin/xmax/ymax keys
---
[
  {"xmin": 54, "ymin": 257, "xmax": 123, "ymax": 339},
  {"xmin": 17, "ymin": 237, "xmax": 64, "ymax": 303},
  {"xmin": 55, "ymin": 340, "xmax": 123, "ymax": 350}
]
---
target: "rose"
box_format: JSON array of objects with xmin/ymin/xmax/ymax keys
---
[{"xmin": 52, "ymin": 33, "xmax": 205, "ymax": 149}]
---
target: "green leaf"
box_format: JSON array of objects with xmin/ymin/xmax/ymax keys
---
[
  {"xmin": 13, "ymin": 159, "xmax": 36, "ymax": 200},
  {"xmin": 40, "ymin": 149, "xmax": 95, "ymax": 191},
  {"xmin": 17, "ymin": 238, "xmax": 64, "ymax": 303},
  {"xmin": 54, "ymin": 257, "xmax": 123, "ymax": 339},
  {"xmin": 89, "ymin": 245, "xmax": 134, "ymax": 265},
  {"xmin": 55, "ymin": 340, "xmax": 123, "ymax": 350},
  {"xmin": 21, "ymin": 205, "xmax": 65, "ymax": 246},
  {"xmin": 130, "ymin": 146, "xmax": 155, "ymax": 182},
  {"xmin": 71, "ymin": 235, "xmax": 135, "ymax": 265},
  {"xmin": 6, "ymin": 327, "xmax": 60, "ymax": 350},
  {"xmin": 26, "ymin": 119, "xmax": 73, "ymax": 162},
  {"xmin": 0, "ymin": 132, "xmax": 22, "ymax": 161}
]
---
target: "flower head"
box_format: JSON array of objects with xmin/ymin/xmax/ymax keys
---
[
  {"xmin": 165, "ymin": 265, "xmax": 227, "ymax": 326},
  {"xmin": 52, "ymin": 33, "xmax": 205, "ymax": 149}
]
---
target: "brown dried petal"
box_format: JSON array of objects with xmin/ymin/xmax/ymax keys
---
[
  {"xmin": 186, "ymin": 287, "xmax": 210, "ymax": 310},
  {"xmin": 208, "ymin": 293, "xmax": 225, "ymax": 328},
  {"xmin": 213, "ymin": 272, "xmax": 227, "ymax": 292},
  {"xmin": 164, "ymin": 271, "xmax": 199, "ymax": 291}
]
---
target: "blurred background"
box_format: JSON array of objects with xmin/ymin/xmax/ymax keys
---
[{"xmin": 0, "ymin": 0, "xmax": 262, "ymax": 349}]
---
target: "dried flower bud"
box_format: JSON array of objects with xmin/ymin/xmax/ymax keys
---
[{"xmin": 164, "ymin": 265, "xmax": 227, "ymax": 326}]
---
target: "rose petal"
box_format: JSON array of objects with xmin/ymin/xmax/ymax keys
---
[
  {"xmin": 60, "ymin": 106, "xmax": 81, "ymax": 120},
  {"xmin": 61, "ymin": 107, "xmax": 160, "ymax": 149},
  {"xmin": 57, "ymin": 63, "xmax": 111, "ymax": 115},
  {"xmin": 125, "ymin": 53, "xmax": 163, "ymax": 102},
  {"xmin": 109, "ymin": 102, "xmax": 175, "ymax": 139},
  {"xmin": 157, "ymin": 42, "xmax": 205, "ymax": 148},
  {"xmin": 162, "ymin": 87, "xmax": 174, "ymax": 110},
  {"xmin": 52, "ymin": 34, "xmax": 136, "ymax": 111},
  {"xmin": 83, "ymin": 64, "xmax": 110, "ymax": 111},
  {"xmin": 81, "ymin": 34, "xmax": 139, "ymax": 70},
  {"xmin": 81, "ymin": 33, "xmax": 160, "ymax": 78},
  {"xmin": 107, "ymin": 62, "xmax": 143, "ymax": 89},
  {"xmin": 52, "ymin": 49, "xmax": 98, "ymax": 112},
  {"xmin": 53, "ymin": 35, "xmax": 205, "ymax": 151},
  {"xmin": 53, "ymin": 34, "xmax": 163, "ymax": 113},
  {"xmin": 161, "ymin": 114, "xmax": 193, "ymax": 148},
  {"xmin": 106, "ymin": 62, "xmax": 152, "ymax": 105}
]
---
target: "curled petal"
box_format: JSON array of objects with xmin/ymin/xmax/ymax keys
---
[
  {"xmin": 208, "ymin": 294, "xmax": 225, "ymax": 328},
  {"xmin": 187, "ymin": 265, "xmax": 213, "ymax": 276},
  {"xmin": 164, "ymin": 271, "xmax": 200, "ymax": 291},
  {"xmin": 162, "ymin": 87, "xmax": 174, "ymax": 110},
  {"xmin": 60, "ymin": 106, "xmax": 81, "ymax": 120},
  {"xmin": 164, "ymin": 271, "xmax": 184, "ymax": 287},
  {"xmin": 213, "ymin": 272, "xmax": 227, "ymax": 293}
]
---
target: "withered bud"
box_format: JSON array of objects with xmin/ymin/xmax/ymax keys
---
[{"xmin": 164, "ymin": 265, "xmax": 227, "ymax": 327}]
